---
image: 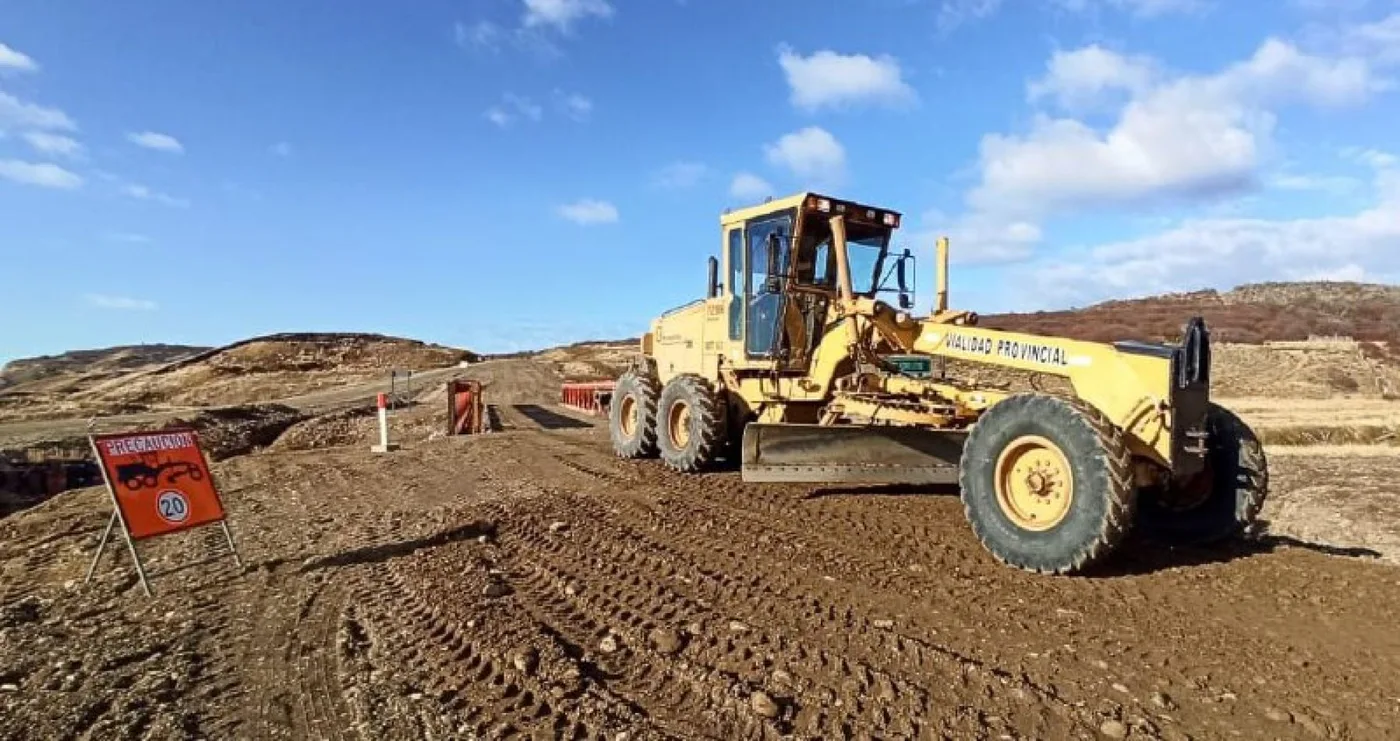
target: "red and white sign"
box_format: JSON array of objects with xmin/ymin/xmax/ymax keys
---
[{"xmin": 91, "ymin": 429, "xmax": 226, "ymax": 540}]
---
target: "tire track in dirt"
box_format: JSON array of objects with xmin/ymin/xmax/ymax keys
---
[
  {"xmin": 515, "ymin": 419, "xmax": 1400, "ymax": 740},
  {"xmin": 342, "ymin": 545, "xmax": 662, "ymax": 739},
  {"xmin": 467, "ymin": 427, "xmax": 1089, "ymax": 738}
]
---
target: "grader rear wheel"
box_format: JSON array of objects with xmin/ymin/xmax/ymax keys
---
[
  {"xmin": 609, "ymin": 370, "xmax": 661, "ymax": 460},
  {"xmin": 959, "ymin": 393, "xmax": 1135, "ymax": 575},
  {"xmin": 657, "ymin": 374, "xmax": 726, "ymax": 473},
  {"xmin": 1135, "ymin": 402, "xmax": 1269, "ymax": 545}
]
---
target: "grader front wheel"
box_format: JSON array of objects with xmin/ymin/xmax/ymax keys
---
[
  {"xmin": 994, "ymin": 435, "xmax": 1075, "ymax": 532},
  {"xmin": 960, "ymin": 394, "xmax": 1136, "ymax": 575}
]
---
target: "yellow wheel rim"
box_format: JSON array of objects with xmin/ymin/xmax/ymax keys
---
[
  {"xmin": 619, "ymin": 396, "xmax": 638, "ymax": 437},
  {"xmin": 994, "ymin": 435, "xmax": 1074, "ymax": 532},
  {"xmin": 667, "ymin": 400, "xmax": 692, "ymax": 450}
]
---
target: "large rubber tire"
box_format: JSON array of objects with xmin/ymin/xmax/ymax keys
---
[
  {"xmin": 959, "ymin": 393, "xmax": 1136, "ymax": 575},
  {"xmin": 656, "ymin": 374, "xmax": 726, "ymax": 473},
  {"xmin": 1134, "ymin": 402, "xmax": 1269, "ymax": 545},
  {"xmin": 609, "ymin": 370, "xmax": 661, "ymax": 459}
]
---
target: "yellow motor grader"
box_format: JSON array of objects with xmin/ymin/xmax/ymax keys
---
[{"xmin": 607, "ymin": 192, "xmax": 1268, "ymax": 574}]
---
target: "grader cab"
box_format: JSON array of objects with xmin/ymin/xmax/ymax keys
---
[{"xmin": 607, "ymin": 192, "xmax": 1268, "ymax": 575}]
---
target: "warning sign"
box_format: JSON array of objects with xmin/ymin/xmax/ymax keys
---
[{"xmin": 91, "ymin": 429, "xmax": 226, "ymax": 540}]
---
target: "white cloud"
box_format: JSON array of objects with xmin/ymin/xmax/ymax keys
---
[
  {"xmin": 121, "ymin": 183, "xmax": 190, "ymax": 208},
  {"xmin": 1027, "ymin": 45, "xmax": 1157, "ymax": 110},
  {"xmin": 455, "ymin": 20, "xmax": 502, "ymax": 51},
  {"xmin": 485, "ymin": 107, "xmax": 513, "ymax": 127},
  {"xmin": 522, "ymin": 0, "xmax": 614, "ymax": 31},
  {"xmin": 0, "ymin": 42, "xmax": 39, "ymax": 73},
  {"xmin": 1268, "ymin": 172, "xmax": 1361, "ymax": 194},
  {"xmin": 558, "ymin": 198, "xmax": 619, "ymax": 225},
  {"xmin": 270, "ymin": 141, "xmax": 293, "ymax": 157},
  {"xmin": 127, "ymin": 130, "xmax": 184, "ymax": 153},
  {"xmin": 937, "ymin": 0, "xmax": 1005, "ymax": 32},
  {"xmin": 653, "ymin": 161, "xmax": 707, "ymax": 189},
  {"xmin": 21, "ymin": 131, "xmax": 83, "ymax": 159},
  {"xmin": 914, "ymin": 209, "xmax": 1043, "ymax": 264},
  {"xmin": 1344, "ymin": 147, "xmax": 1399, "ymax": 169},
  {"xmin": 85, "ymin": 294, "xmax": 157, "ymax": 311},
  {"xmin": 554, "ymin": 91, "xmax": 592, "ymax": 121},
  {"xmin": 485, "ymin": 93, "xmax": 544, "ymax": 127},
  {"xmin": 1340, "ymin": 12, "xmax": 1400, "ymax": 65},
  {"xmin": 777, "ymin": 46, "xmax": 916, "ymax": 111},
  {"xmin": 0, "ymin": 91, "xmax": 75, "ymax": 131},
  {"xmin": 0, "ymin": 159, "xmax": 82, "ymax": 189},
  {"xmin": 730, "ymin": 172, "xmax": 774, "ymax": 201},
  {"xmin": 1016, "ymin": 158, "xmax": 1400, "ymax": 306},
  {"xmin": 764, "ymin": 126, "xmax": 846, "ymax": 185},
  {"xmin": 1055, "ymin": 0, "xmax": 1205, "ymax": 17},
  {"xmin": 970, "ymin": 38, "xmax": 1385, "ymax": 220}
]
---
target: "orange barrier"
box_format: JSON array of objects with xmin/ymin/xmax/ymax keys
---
[
  {"xmin": 561, "ymin": 381, "xmax": 614, "ymax": 417},
  {"xmin": 448, "ymin": 380, "xmax": 486, "ymax": 435}
]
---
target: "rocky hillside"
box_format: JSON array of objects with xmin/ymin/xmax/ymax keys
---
[
  {"xmin": 981, "ymin": 281, "xmax": 1400, "ymax": 353},
  {"xmin": 0, "ymin": 334, "xmax": 479, "ymax": 421},
  {"xmin": 0, "ymin": 344, "xmax": 207, "ymax": 393}
]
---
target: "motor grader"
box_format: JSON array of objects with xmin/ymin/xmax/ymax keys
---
[{"xmin": 607, "ymin": 192, "xmax": 1268, "ymax": 574}]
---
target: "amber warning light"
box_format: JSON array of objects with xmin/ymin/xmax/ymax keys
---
[{"xmin": 804, "ymin": 196, "xmax": 901, "ymax": 228}]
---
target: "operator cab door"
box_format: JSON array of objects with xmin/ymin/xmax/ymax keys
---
[{"xmin": 744, "ymin": 213, "xmax": 793, "ymax": 361}]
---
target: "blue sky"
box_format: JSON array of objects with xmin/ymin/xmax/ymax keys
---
[{"xmin": 2, "ymin": 0, "xmax": 1398, "ymax": 363}]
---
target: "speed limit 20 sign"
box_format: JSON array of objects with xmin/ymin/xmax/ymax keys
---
[
  {"xmin": 86, "ymin": 427, "xmax": 241, "ymax": 598},
  {"xmin": 91, "ymin": 429, "xmax": 227, "ymax": 540}
]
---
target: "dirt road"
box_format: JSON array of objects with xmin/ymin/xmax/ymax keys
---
[{"xmin": 2, "ymin": 402, "xmax": 1398, "ymax": 740}]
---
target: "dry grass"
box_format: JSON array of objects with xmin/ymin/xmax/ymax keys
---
[
  {"xmin": 1265, "ymin": 444, "xmax": 1400, "ymax": 457},
  {"xmin": 1262, "ymin": 453, "xmax": 1400, "ymax": 564}
]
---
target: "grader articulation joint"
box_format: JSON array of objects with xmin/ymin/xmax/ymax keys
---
[{"xmin": 607, "ymin": 192, "xmax": 1268, "ymax": 575}]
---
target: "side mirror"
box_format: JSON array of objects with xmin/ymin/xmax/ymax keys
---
[
  {"xmin": 707, "ymin": 255, "xmax": 719, "ymax": 298},
  {"xmin": 897, "ymin": 248, "xmax": 912, "ymax": 309}
]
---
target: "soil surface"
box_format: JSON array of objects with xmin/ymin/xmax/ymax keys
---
[{"xmin": 3, "ymin": 402, "xmax": 1398, "ymax": 741}]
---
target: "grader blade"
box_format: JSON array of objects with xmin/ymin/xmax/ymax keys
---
[{"xmin": 740, "ymin": 423, "xmax": 967, "ymax": 484}]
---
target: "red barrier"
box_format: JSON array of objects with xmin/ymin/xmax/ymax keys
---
[
  {"xmin": 561, "ymin": 381, "xmax": 615, "ymax": 417},
  {"xmin": 447, "ymin": 380, "xmax": 486, "ymax": 435}
]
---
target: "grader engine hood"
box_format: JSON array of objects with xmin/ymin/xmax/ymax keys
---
[{"xmin": 646, "ymin": 298, "xmax": 712, "ymax": 381}]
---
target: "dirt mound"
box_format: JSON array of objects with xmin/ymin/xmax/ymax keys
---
[
  {"xmin": 100, "ymin": 404, "xmax": 310, "ymax": 462},
  {"xmin": 535, "ymin": 340, "xmax": 635, "ymax": 382},
  {"xmin": 269, "ymin": 407, "xmax": 380, "ymax": 452}
]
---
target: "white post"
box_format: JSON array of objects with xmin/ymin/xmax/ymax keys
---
[{"xmin": 371, "ymin": 392, "xmax": 399, "ymax": 453}]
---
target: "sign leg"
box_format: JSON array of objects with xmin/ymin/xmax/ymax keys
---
[
  {"xmin": 220, "ymin": 521, "xmax": 244, "ymax": 569},
  {"xmin": 122, "ymin": 526, "xmax": 153, "ymax": 598},
  {"xmin": 84, "ymin": 510, "xmax": 118, "ymax": 584}
]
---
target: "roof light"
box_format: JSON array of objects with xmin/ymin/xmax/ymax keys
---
[
  {"xmin": 883, "ymin": 213, "xmax": 897, "ymax": 226},
  {"xmin": 816, "ymin": 198, "xmax": 831, "ymax": 212}
]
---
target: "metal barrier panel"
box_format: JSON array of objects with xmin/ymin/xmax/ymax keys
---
[
  {"xmin": 560, "ymin": 381, "xmax": 615, "ymax": 417},
  {"xmin": 447, "ymin": 380, "xmax": 485, "ymax": 435}
]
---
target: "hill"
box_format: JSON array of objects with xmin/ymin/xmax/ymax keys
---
[
  {"xmin": 0, "ymin": 344, "xmax": 207, "ymax": 392},
  {"xmin": 981, "ymin": 281, "xmax": 1400, "ymax": 354},
  {"xmin": 0, "ymin": 333, "xmax": 478, "ymax": 423}
]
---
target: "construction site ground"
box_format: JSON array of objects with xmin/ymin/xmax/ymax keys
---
[{"xmin": 2, "ymin": 357, "xmax": 1399, "ymax": 741}]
